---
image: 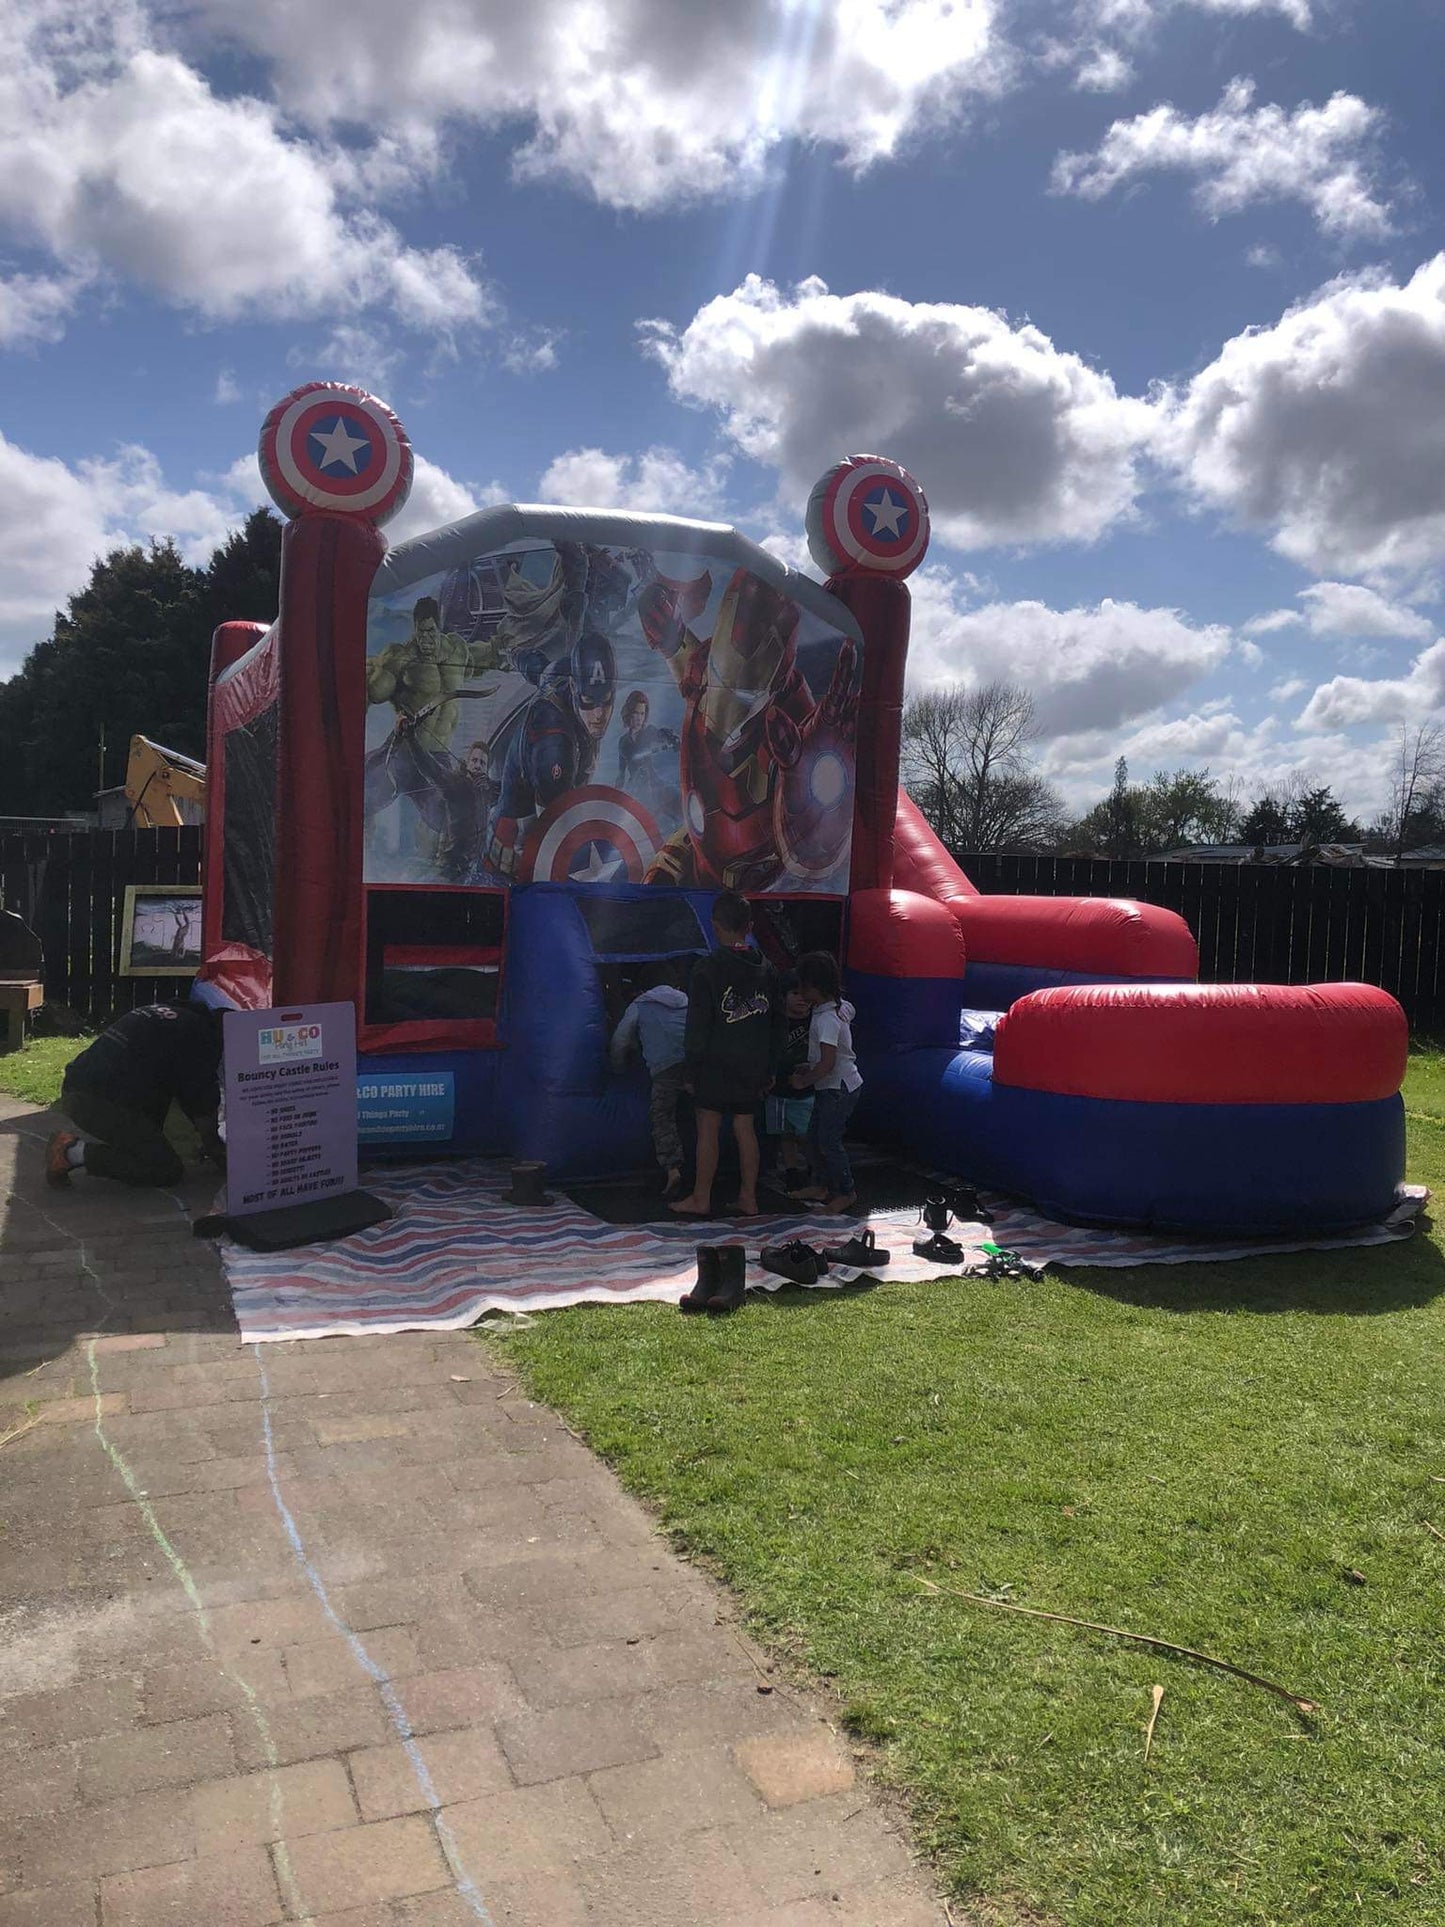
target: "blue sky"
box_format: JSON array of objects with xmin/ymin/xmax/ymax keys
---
[{"xmin": 2, "ymin": 0, "xmax": 1444, "ymax": 819}]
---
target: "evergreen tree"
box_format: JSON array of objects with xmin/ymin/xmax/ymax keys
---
[
  {"xmin": 0, "ymin": 510, "xmax": 281, "ymax": 816},
  {"xmin": 1239, "ymin": 795, "xmax": 1292, "ymax": 846}
]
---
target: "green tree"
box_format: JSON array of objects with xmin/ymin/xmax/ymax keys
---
[
  {"xmin": 1066, "ymin": 765, "xmax": 1240, "ymax": 855},
  {"xmin": 1241, "ymin": 776, "xmax": 1362, "ymax": 848},
  {"xmin": 1239, "ymin": 794, "xmax": 1292, "ymax": 846},
  {"xmin": 1103, "ymin": 755, "xmax": 1137, "ymax": 857},
  {"xmin": 1289, "ymin": 785, "xmax": 1359, "ymax": 844},
  {"xmin": 0, "ymin": 509, "xmax": 280, "ymax": 816}
]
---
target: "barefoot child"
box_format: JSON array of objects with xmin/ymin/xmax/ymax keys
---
[
  {"xmin": 671, "ymin": 891, "xmax": 781, "ymax": 1220},
  {"xmin": 790, "ymin": 951, "xmax": 863, "ymax": 1214}
]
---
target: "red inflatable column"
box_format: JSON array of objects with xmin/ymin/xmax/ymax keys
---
[
  {"xmin": 211, "ymin": 619, "xmax": 267, "ymax": 683},
  {"xmin": 804, "ymin": 454, "xmax": 930, "ymax": 899},
  {"xmin": 254, "ymin": 381, "xmax": 415, "ymax": 1016},
  {"xmin": 827, "ymin": 571, "xmax": 910, "ymax": 896},
  {"xmin": 201, "ymin": 620, "xmax": 269, "ymax": 983},
  {"xmin": 272, "ymin": 513, "xmax": 385, "ymax": 1010}
]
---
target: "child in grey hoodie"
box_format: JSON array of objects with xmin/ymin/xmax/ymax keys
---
[{"xmin": 610, "ymin": 962, "xmax": 691, "ymax": 1198}]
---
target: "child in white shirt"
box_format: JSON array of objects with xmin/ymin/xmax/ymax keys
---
[{"xmin": 789, "ymin": 950, "xmax": 863, "ymax": 1213}]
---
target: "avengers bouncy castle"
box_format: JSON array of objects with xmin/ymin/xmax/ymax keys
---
[{"xmin": 198, "ymin": 383, "xmax": 1407, "ymax": 1233}]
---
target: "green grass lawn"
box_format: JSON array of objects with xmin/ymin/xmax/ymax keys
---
[
  {"xmin": 0, "ymin": 1034, "xmax": 85, "ymax": 1108},
  {"xmin": 494, "ymin": 1058, "xmax": 1445, "ymax": 1927},
  {"xmin": 0, "ymin": 1033, "xmax": 203, "ymax": 1158}
]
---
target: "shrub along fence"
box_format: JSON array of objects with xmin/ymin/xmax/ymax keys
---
[
  {"xmin": 953, "ymin": 851, "xmax": 1445, "ymax": 1031},
  {"xmin": 0, "ymin": 826, "xmax": 203, "ymax": 1028}
]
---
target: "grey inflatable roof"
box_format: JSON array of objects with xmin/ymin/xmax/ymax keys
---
[{"xmin": 373, "ymin": 503, "xmax": 862, "ymax": 642}]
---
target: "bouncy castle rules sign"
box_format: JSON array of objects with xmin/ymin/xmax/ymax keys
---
[{"xmin": 223, "ymin": 1004, "xmax": 358, "ymax": 1216}]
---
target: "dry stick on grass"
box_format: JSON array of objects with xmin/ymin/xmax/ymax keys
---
[
  {"xmin": 1422, "ymin": 1519, "xmax": 1445, "ymax": 1544},
  {"xmin": 1143, "ymin": 1684, "xmax": 1165, "ymax": 1764},
  {"xmin": 915, "ymin": 1578, "xmax": 1316, "ymax": 1716}
]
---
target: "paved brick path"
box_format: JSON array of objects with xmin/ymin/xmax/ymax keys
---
[{"xmin": 0, "ymin": 1097, "xmax": 949, "ymax": 1927}]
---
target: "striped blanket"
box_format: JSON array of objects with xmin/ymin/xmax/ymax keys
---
[{"xmin": 219, "ymin": 1161, "xmax": 1427, "ymax": 1344}]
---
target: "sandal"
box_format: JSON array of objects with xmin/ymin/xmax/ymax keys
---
[{"xmin": 823, "ymin": 1227, "xmax": 890, "ymax": 1269}]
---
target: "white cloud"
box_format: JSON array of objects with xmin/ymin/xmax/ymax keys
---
[
  {"xmin": 502, "ymin": 331, "xmax": 561, "ymax": 376},
  {"xmin": 646, "ymin": 275, "xmax": 1154, "ymax": 548},
  {"xmin": 1073, "ymin": 46, "xmax": 1134, "ymax": 92},
  {"xmin": 1081, "ymin": 0, "xmax": 1312, "ymax": 29},
  {"xmin": 0, "ymin": 266, "xmax": 86, "ymax": 346},
  {"xmin": 537, "ymin": 446, "xmax": 730, "ymax": 519},
  {"xmin": 0, "ymin": 13, "xmax": 492, "ymax": 340},
  {"xmin": 1052, "ymin": 79, "xmax": 1391, "ymax": 239},
  {"xmin": 1270, "ymin": 675, "xmax": 1307, "ymax": 700},
  {"xmin": 204, "ymin": 0, "xmax": 1009, "ymax": 213},
  {"xmin": 0, "ymin": 429, "xmax": 489, "ymax": 661},
  {"xmin": 213, "ymin": 368, "xmax": 241, "ymax": 405},
  {"xmin": 1243, "ymin": 607, "xmax": 1303, "ymax": 634},
  {"xmin": 906, "ymin": 568, "xmax": 1231, "ymax": 735},
  {"xmin": 1237, "ymin": 639, "xmax": 1264, "ymax": 667},
  {"xmin": 1296, "ymin": 581, "xmax": 1434, "ymax": 641},
  {"xmin": 1161, "ymin": 256, "xmax": 1445, "ymax": 580},
  {"xmin": 0, "ymin": 431, "xmax": 240, "ymax": 664},
  {"xmin": 389, "ymin": 456, "xmax": 510, "ymax": 542},
  {"xmin": 310, "ymin": 325, "xmax": 402, "ymax": 397},
  {"xmin": 1043, "ymin": 0, "xmax": 1312, "ymax": 100},
  {"xmin": 1296, "ymin": 639, "xmax": 1445, "ymax": 730},
  {"xmin": 1243, "ymin": 581, "xmax": 1435, "ymax": 642}
]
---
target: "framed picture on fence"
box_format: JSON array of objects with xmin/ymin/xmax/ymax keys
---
[{"xmin": 118, "ymin": 885, "xmax": 203, "ymax": 977}]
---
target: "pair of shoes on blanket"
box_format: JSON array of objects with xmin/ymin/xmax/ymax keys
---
[
  {"xmin": 762, "ymin": 1228, "xmax": 893, "ymax": 1285},
  {"xmin": 679, "ymin": 1243, "xmax": 746, "ymax": 1314},
  {"xmin": 760, "ymin": 1239, "xmax": 830, "ymax": 1285}
]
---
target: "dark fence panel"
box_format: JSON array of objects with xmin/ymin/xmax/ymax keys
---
[
  {"xmin": 0, "ymin": 827, "xmax": 204, "ymax": 1027},
  {"xmin": 952, "ymin": 851, "xmax": 1445, "ymax": 1032},
  {"xmin": 15, "ymin": 829, "xmax": 1445, "ymax": 1031}
]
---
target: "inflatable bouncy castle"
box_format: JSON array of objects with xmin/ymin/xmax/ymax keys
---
[{"xmin": 198, "ymin": 383, "xmax": 1408, "ymax": 1234}]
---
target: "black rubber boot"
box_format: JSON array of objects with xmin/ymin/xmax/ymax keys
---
[
  {"xmin": 706, "ymin": 1242, "xmax": 747, "ymax": 1313},
  {"xmin": 680, "ymin": 1246, "xmax": 719, "ymax": 1314}
]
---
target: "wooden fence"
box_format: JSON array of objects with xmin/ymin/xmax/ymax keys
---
[
  {"xmin": 10, "ymin": 828, "xmax": 1445, "ymax": 1032},
  {"xmin": 954, "ymin": 851, "xmax": 1445, "ymax": 1031},
  {"xmin": 0, "ymin": 826, "xmax": 203, "ymax": 1026}
]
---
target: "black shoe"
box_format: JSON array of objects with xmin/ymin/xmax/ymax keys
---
[
  {"xmin": 680, "ymin": 1245, "xmax": 719, "ymax": 1313},
  {"xmin": 913, "ymin": 1230, "xmax": 965, "ymax": 1264},
  {"xmin": 706, "ymin": 1242, "xmax": 748, "ymax": 1313},
  {"xmin": 759, "ymin": 1239, "xmax": 827, "ymax": 1286},
  {"xmin": 949, "ymin": 1186, "xmax": 989, "ymax": 1223},
  {"xmin": 823, "ymin": 1227, "xmax": 891, "ymax": 1270}
]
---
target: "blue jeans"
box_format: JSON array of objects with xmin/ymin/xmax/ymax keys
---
[{"xmin": 808, "ymin": 1085, "xmax": 860, "ymax": 1196}]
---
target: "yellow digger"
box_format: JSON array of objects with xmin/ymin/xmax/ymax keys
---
[{"xmin": 123, "ymin": 735, "xmax": 206, "ymax": 828}]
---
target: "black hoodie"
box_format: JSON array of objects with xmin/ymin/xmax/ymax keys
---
[
  {"xmin": 63, "ymin": 1003, "xmax": 221, "ymax": 1126},
  {"xmin": 685, "ymin": 944, "xmax": 784, "ymax": 1097}
]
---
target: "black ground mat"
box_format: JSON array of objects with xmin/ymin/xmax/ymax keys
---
[{"xmin": 562, "ymin": 1151, "xmax": 943, "ymax": 1227}]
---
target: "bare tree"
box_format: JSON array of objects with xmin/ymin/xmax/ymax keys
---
[
  {"xmin": 1386, "ymin": 722, "xmax": 1445, "ymax": 857},
  {"xmin": 902, "ymin": 681, "xmax": 1064, "ymax": 851}
]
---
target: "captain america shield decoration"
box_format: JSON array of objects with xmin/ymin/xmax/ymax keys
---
[
  {"xmin": 806, "ymin": 454, "xmax": 930, "ymax": 578},
  {"xmin": 520, "ymin": 788, "xmax": 662, "ymax": 884},
  {"xmin": 259, "ymin": 382, "xmax": 414, "ymax": 524}
]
